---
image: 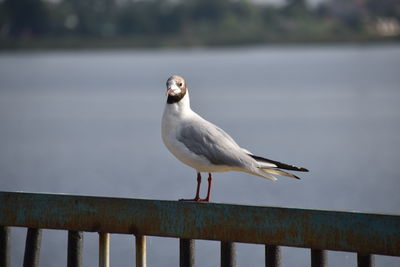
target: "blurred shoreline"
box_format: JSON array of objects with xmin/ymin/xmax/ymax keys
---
[
  {"xmin": 1, "ymin": 0, "xmax": 399, "ymax": 51},
  {"xmin": 1, "ymin": 37, "xmax": 399, "ymax": 51}
]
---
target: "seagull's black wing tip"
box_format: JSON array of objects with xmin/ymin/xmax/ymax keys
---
[
  {"xmin": 249, "ymin": 154, "xmax": 309, "ymax": 172},
  {"xmin": 298, "ymin": 167, "xmax": 309, "ymax": 172}
]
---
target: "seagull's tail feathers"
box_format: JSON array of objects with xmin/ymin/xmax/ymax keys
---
[
  {"xmin": 248, "ymin": 154, "xmax": 309, "ymax": 172},
  {"xmin": 240, "ymin": 166, "xmax": 298, "ymax": 181},
  {"xmin": 241, "ymin": 168, "xmax": 278, "ymax": 181},
  {"xmin": 260, "ymin": 168, "xmax": 300, "ymax": 179},
  {"xmin": 246, "ymin": 153, "xmax": 308, "ymax": 180}
]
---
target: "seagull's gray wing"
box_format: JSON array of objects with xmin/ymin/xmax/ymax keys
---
[{"xmin": 177, "ymin": 119, "xmax": 250, "ymax": 167}]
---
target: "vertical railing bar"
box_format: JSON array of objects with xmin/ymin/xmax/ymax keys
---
[
  {"xmin": 311, "ymin": 249, "xmax": 327, "ymax": 267},
  {"xmin": 265, "ymin": 245, "xmax": 281, "ymax": 267},
  {"xmin": 221, "ymin": 241, "xmax": 236, "ymax": 267},
  {"xmin": 357, "ymin": 253, "xmax": 374, "ymax": 267},
  {"xmin": 99, "ymin": 232, "xmax": 110, "ymax": 267},
  {"xmin": 0, "ymin": 226, "xmax": 11, "ymax": 267},
  {"xmin": 180, "ymin": 238, "xmax": 195, "ymax": 267},
  {"xmin": 68, "ymin": 230, "xmax": 83, "ymax": 267},
  {"xmin": 135, "ymin": 235, "xmax": 147, "ymax": 267},
  {"xmin": 23, "ymin": 228, "xmax": 42, "ymax": 267}
]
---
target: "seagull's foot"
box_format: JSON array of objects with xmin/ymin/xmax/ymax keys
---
[
  {"xmin": 199, "ymin": 196, "xmax": 210, "ymax": 202},
  {"xmin": 179, "ymin": 197, "xmax": 210, "ymax": 202}
]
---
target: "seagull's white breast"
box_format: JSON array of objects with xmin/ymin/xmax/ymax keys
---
[{"xmin": 161, "ymin": 94, "xmax": 234, "ymax": 173}]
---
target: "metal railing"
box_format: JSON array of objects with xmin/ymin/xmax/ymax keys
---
[{"xmin": 0, "ymin": 191, "xmax": 399, "ymax": 267}]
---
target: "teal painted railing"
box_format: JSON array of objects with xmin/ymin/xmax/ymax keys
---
[{"xmin": 0, "ymin": 191, "xmax": 399, "ymax": 267}]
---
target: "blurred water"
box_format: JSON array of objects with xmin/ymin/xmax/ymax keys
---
[{"xmin": 0, "ymin": 44, "xmax": 399, "ymax": 266}]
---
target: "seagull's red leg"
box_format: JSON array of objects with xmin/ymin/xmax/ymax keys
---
[
  {"xmin": 179, "ymin": 172, "xmax": 202, "ymax": 201},
  {"xmin": 194, "ymin": 172, "xmax": 201, "ymax": 200},
  {"xmin": 201, "ymin": 173, "xmax": 212, "ymax": 202}
]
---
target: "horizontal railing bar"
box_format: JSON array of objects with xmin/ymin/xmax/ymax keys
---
[{"xmin": 0, "ymin": 191, "xmax": 399, "ymax": 256}]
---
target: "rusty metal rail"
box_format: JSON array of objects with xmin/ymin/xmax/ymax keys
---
[{"xmin": 0, "ymin": 191, "xmax": 399, "ymax": 267}]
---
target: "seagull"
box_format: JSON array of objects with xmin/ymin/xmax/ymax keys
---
[{"xmin": 161, "ymin": 75, "xmax": 308, "ymax": 202}]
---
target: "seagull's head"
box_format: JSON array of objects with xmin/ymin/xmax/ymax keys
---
[{"xmin": 166, "ymin": 75, "xmax": 187, "ymax": 104}]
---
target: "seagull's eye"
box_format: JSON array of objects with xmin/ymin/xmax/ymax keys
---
[{"xmin": 179, "ymin": 82, "xmax": 183, "ymax": 87}]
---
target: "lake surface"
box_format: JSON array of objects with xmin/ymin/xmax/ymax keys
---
[{"xmin": 1, "ymin": 44, "xmax": 399, "ymax": 266}]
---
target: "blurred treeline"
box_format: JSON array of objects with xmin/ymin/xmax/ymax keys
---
[{"xmin": 1, "ymin": 0, "xmax": 399, "ymax": 49}]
